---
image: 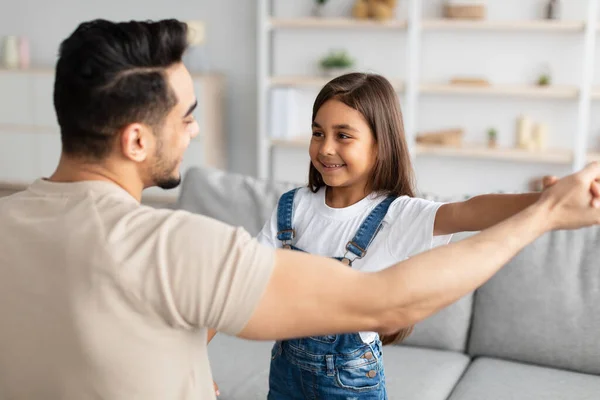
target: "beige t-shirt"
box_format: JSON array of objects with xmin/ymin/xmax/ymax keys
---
[{"xmin": 0, "ymin": 179, "xmax": 274, "ymax": 400}]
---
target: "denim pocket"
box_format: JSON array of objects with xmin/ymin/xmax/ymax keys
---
[
  {"xmin": 335, "ymin": 358, "xmax": 381, "ymax": 393},
  {"xmin": 271, "ymin": 342, "xmax": 282, "ymax": 360},
  {"xmin": 308, "ymin": 335, "xmax": 337, "ymax": 343}
]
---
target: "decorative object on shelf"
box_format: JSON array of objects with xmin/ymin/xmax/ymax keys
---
[
  {"xmin": 531, "ymin": 123, "xmax": 548, "ymax": 151},
  {"xmin": 443, "ymin": 1, "xmax": 486, "ymax": 20},
  {"xmin": 545, "ymin": 0, "xmax": 561, "ymax": 20},
  {"xmin": 536, "ymin": 63, "xmax": 552, "ymax": 86},
  {"xmin": 537, "ymin": 74, "xmax": 551, "ymax": 86},
  {"xmin": 352, "ymin": 0, "xmax": 398, "ymax": 21},
  {"xmin": 313, "ymin": 0, "xmax": 328, "ymax": 18},
  {"xmin": 416, "ymin": 128, "xmax": 464, "ymax": 147},
  {"xmin": 18, "ymin": 37, "xmax": 29, "ymax": 69},
  {"xmin": 270, "ymin": 88, "xmax": 298, "ymax": 140},
  {"xmin": 450, "ymin": 77, "xmax": 490, "ymax": 86},
  {"xmin": 352, "ymin": 0, "xmax": 369, "ymax": 19},
  {"xmin": 529, "ymin": 177, "xmax": 545, "ymax": 192},
  {"xmin": 319, "ymin": 50, "xmax": 354, "ymax": 77},
  {"xmin": 529, "ymin": 175, "xmax": 556, "ymax": 192},
  {"xmin": 487, "ymin": 127, "xmax": 498, "ymax": 148},
  {"xmin": 184, "ymin": 21, "xmax": 209, "ymax": 72},
  {"xmin": 2, "ymin": 35, "xmax": 19, "ymax": 69},
  {"xmin": 516, "ymin": 115, "xmax": 534, "ymax": 150}
]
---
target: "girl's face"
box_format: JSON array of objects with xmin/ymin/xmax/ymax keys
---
[{"xmin": 309, "ymin": 99, "xmax": 378, "ymax": 192}]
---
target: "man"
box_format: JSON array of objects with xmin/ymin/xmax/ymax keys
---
[{"xmin": 0, "ymin": 19, "xmax": 599, "ymax": 400}]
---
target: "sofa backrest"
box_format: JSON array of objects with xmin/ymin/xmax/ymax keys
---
[
  {"xmin": 177, "ymin": 166, "xmax": 473, "ymax": 353},
  {"xmin": 176, "ymin": 166, "xmax": 296, "ymax": 236},
  {"xmin": 468, "ymin": 227, "xmax": 600, "ymax": 375}
]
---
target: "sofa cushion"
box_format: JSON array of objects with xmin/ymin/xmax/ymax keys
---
[
  {"xmin": 468, "ymin": 227, "xmax": 600, "ymax": 375},
  {"xmin": 401, "ymin": 293, "xmax": 473, "ymax": 352},
  {"xmin": 448, "ymin": 357, "xmax": 600, "ymax": 400},
  {"xmin": 176, "ymin": 166, "xmax": 296, "ymax": 236},
  {"xmin": 383, "ymin": 346, "xmax": 470, "ymax": 400},
  {"xmin": 208, "ymin": 335, "xmax": 273, "ymax": 399},
  {"xmin": 208, "ymin": 335, "xmax": 470, "ymax": 400}
]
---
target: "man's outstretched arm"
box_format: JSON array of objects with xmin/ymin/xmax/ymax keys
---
[{"xmin": 238, "ymin": 163, "xmax": 600, "ymax": 340}]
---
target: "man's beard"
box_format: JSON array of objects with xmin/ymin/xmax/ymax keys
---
[{"xmin": 151, "ymin": 136, "xmax": 181, "ymax": 190}]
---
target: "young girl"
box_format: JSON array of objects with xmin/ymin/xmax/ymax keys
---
[{"xmin": 257, "ymin": 72, "xmax": 544, "ymax": 399}]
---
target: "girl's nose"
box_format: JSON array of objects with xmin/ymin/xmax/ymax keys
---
[{"xmin": 319, "ymin": 138, "xmax": 335, "ymax": 156}]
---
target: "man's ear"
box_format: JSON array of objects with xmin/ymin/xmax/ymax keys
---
[{"xmin": 120, "ymin": 123, "xmax": 153, "ymax": 162}]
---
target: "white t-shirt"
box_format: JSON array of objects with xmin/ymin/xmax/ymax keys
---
[
  {"xmin": 0, "ymin": 179, "xmax": 274, "ymax": 400},
  {"xmin": 257, "ymin": 187, "xmax": 451, "ymax": 343}
]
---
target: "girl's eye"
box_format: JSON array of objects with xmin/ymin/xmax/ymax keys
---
[
  {"xmin": 184, "ymin": 117, "xmax": 195, "ymax": 125},
  {"xmin": 312, "ymin": 131, "xmax": 324, "ymax": 137},
  {"xmin": 338, "ymin": 133, "xmax": 350, "ymax": 139}
]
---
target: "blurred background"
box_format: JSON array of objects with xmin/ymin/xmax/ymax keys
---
[{"xmin": 1, "ymin": 0, "xmax": 599, "ymax": 203}]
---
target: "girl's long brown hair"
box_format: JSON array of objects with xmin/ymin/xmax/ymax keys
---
[
  {"xmin": 308, "ymin": 73, "xmax": 417, "ymax": 345},
  {"xmin": 308, "ymin": 72, "xmax": 416, "ymax": 198}
]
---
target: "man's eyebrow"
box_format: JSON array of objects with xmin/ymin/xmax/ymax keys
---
[{"xmin": 184, "ymin": 100, "xmax": 198, "ymax": 118}]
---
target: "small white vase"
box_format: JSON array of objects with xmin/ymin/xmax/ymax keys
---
[
  {"xmin": 3, "ymin": 36, "xmax": 19, "ymax": 69},
  {"xmin": 312, "ymin": 4, "xmax": 325, "ymax": 17}
]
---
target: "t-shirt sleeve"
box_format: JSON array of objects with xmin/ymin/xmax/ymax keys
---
[
  {"xmin": 152, "ymin": 210, "xmax": 275, "ymax": 335},
  {"xmin": 256, "ymin": 206, "xmax": 280, "ymax": 249},
  {"xmin": 386, "ymin": 197, "xmax": 452, "ymax": 260}
]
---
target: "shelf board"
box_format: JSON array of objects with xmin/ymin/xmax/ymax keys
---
[
  {"xmin": 420, "ymin": 83, "xmax": 578, "ymax": 99},
  {"xmin": 269, "ymin": 17, "xmax": 407, "ymax": 30},
  {"xmin": 415, "ymin": 144, "xmax": 572, "ymax": 164},
  {"xmin": 270, "ymin": 75, "xmax": 404, "ymax": 91},
  {"xmin": 422, "ymin": 19, "xmax": 585, "ymax": 32},
  {"xmin": 0, "ymin": 123, "xmax": 59, "ymax": 134},
  {"xmin": 0, "ymin": 67, "xmax": 54, "ymax": 75},
  {"xmin": 591, "ymin": 87, "xmax": 600, "ymax": 99},
  {"xmin": 270, "ymin": 138, "xmax": 310, "ymax": 149}
]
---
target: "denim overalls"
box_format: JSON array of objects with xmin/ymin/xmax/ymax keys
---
[{"xmin": 268, "ymin": 188, "xmax": 396, "ymax": 400}]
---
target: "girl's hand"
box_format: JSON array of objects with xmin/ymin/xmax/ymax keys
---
[
  {"xmin": 214, "ymin": 381, "xmax": 220, "ymax": 397},
  {"xmin": 542, "ymin": 175, "xmax": 559, "ymax": 189}
]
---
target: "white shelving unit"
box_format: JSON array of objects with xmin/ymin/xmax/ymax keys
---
[{"xmin": 257, "ymin": 0, "xmax": 600, "ymax": 185}]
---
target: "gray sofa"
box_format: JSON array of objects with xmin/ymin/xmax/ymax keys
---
[{"xmin": 175, "ymin": 166, "xmax": 600, "ymax": 400}]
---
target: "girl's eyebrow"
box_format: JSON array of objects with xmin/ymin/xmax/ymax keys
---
[{"xmin": 311, "ymin": 122, "xmax": 358, "ymax": 132}]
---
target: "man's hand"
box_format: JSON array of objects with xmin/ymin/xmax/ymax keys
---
[
  {"xmin": 213, "ymin": 381, "xmax": 220, "ymax": 397},
  {"xmin": 537, "ymin": 162, "xmax": 600, "ymax": 231}
]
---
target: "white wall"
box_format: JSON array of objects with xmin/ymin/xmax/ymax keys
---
[{"xmin": 0, "ymin": 0, "xmax": 258, "ymax": 176}]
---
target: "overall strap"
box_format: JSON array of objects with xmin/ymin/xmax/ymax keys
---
[
  {"xmin": 343, "ymin": 195, "xmax": 396, "ymax": 265},
  {"xmin": 276, "ymin": 188, "xmax": 300, "ymax": 247}
]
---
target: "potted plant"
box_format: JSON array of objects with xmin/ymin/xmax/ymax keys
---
[
  {"xmin": 319, "ymin": 50, "xmax": 354, "ymax": 77},
  {"xmin": 537, "ymin": 63, "xmax": 552, "ymax": 87},
  {"xmin": 537, "ymin": 74, "xmax": 551, "ymax": 86},
  {"xmin": 487, "ymin": 127, "xmax": 498, "ymax": 148},
  {"xmin": 312, "ymin": 0, "xmax": 328, "ymax": 17}
]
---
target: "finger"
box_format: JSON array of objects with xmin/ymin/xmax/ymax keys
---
[
  {"xmin": 542, "ymin": 175, "xmax": 558, "ymax": 188},
  {"xmin": 591, "ymin": 181, "xmax": 600, "ymax": 199}
]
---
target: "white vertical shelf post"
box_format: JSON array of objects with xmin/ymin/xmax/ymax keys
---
[
  {"xmin": 257, "ymin": 0, "xmax": 271, "ymax": 179},
  {"xmin": 404, "ymin": 0, "xmax": 422, "ymax": 159},
  {"xmin": 574, "ymin": 0, "xmax": 598, "ymax": 171}
]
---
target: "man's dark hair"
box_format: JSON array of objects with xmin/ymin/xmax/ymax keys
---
[{"xmin": 53, "ymin": 19, "xmax": 188, "ymax": 159}]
